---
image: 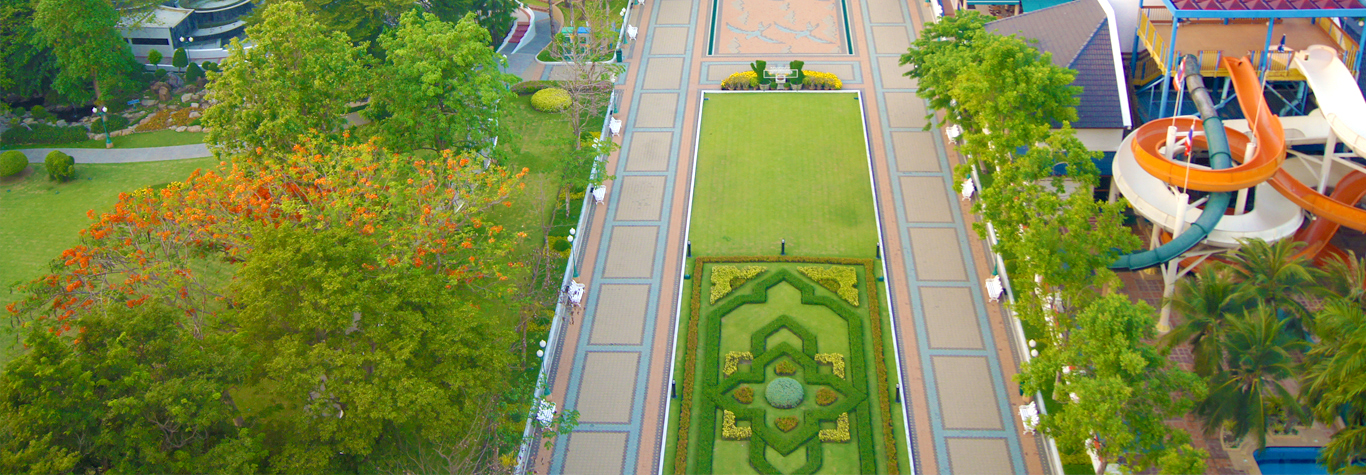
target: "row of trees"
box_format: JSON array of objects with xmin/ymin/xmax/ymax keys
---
[
  {"xmin": 0, "ymin": 1, "xmax": 591, "ymax": 472},
  {"xmin": 1168, "ymin": 240, "xmax": 1366, "ymax": 472},
  {"xmin": 902, "ymin": 13, "xmax": 1207, "ymax": 474}
]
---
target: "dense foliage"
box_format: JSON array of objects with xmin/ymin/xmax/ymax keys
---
[
  {"xmin": 43, "ymin": 149, "xmax": 71, "ymax": 180},
  {"xmin": 0, "ymin": 149, "xmax": 25, "ymax": 176}
]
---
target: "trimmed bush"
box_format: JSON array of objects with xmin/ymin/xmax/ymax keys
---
[
  {"xmin": 530, "ymin": 87, "xmax": 571, "ymax": 112},
  {"xmin": 799, "ymin": 265, "xmax": 859, "ymax": 306},
  {"xmin": 185, "ymin": 62, "xmax": 205, "ymax": 83},
  {"xmin": 2, "ymin": 123, "xmax": 88, "ymax": 146},
  {"xmin": 147, "ymin": 49, "xmax": 163, "ymax": 66},
  {"xmin": 172, "ymin": 47, "xmax": 187, "ymax": 71},
  {"xmin": 30, "ymin": 105, "xmax": 51, "ymax": 120},
  {"xmin": 774, "ymin": 360, "xmax": 798, "ymax": 376},
  {"xmin": 733, "ymin": 385, "xmax": 754, "ymax": 404},
  {"xmin": 765, "ymin": 377, "xmax": 804, "ymax": 409},
  {"xmin": 93, "ymin": 113, "xmax": 130, "ymax": 132},
  {"xmin": 816, "ymin": 388, "xmax": 839, "ymax": 406},
  {"xmin": 201, "ymin": 61, "xmax": 220, "ymax": 73},
  {"xmin": 818, "ymin": 413, "xmax": 851, "ymax": 442},
  {"xmin": 511, "ymin": 80, "xmax": 558, "ymax": 95},
  {"xmin": 721, "ymin": 71, "xmax": 759, "ymax": 90},
  {"xmin": 44, "ymin": 150, "xmax": 74, "ymax": 181},
  {"xmin": 709, "ymin": 265, "xmax": 765, "ymax": 303},
  {"xmin": 775, "ymin": 416, "xmax": 799, "ymax": 432},
  {"xmin": 154, "ymin": 68, "xmax": 168, "ymax": 80},
  {"xmin": 0, "ymin": 151, "xmax": 27, "ymax": 177}
]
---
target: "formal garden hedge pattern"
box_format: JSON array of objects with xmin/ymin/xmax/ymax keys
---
[{"xmin": 674, "ymin": 256, "xmax": 899, "ymax": 475}]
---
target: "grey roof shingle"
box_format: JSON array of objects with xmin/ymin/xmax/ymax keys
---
[{"xmin": 985, "ymin": 0, "xmax": 1128, "ymax": 129}]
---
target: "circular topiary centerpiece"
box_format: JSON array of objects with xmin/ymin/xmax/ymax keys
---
[
  {"xmin": 765, "ymin": 377, "xmax": 804, "ymax": 409},
  {"xmin": 530, "ymin": 87, "xmax": 571, "ymax": 112}
]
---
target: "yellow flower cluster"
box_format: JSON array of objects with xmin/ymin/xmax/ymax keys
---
[
  {"xmin": 721, "ymin": 70, "xmax": 759, "ymax": 90},
  {"xmin": 818, "ymin": 413, "xmax": 851, "ymax": 442},
  {"xmin": 723, "ymin": 351, "xmax": 753, "ymax": 376},
  {"xmin": 721, "ymin": 410, "xmax": 751, "ymax": 440},
  {"xmin": 814, "ymin": 353, "xmax": 846, "ymax": 378},
  {"xmin": 804, "ymin": 71, "xmax": 843, "ymax": 90},
  {"xmin": 798, "ymin": 265, "xmax": 859, "ymax": 306},
  {"xmin": 710, "ymin": 265, "xmax": 765, "ymax": 303}
]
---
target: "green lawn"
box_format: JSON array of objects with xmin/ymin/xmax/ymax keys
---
[
  {"xmin": 690, "ymin": 93, "xmax": 877, "ymax": 258},
  {"xmin": 5, "ymin": 130, "xmax": 206, "ymax": 151}
]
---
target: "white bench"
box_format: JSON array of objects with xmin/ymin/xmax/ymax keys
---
[
  {"xmin": 960, "ymin": 178, "xmax": 976, "ymax": 201},
  {"xmin": 592, "ymin": 185, "xmax": 607, "ymax": 204},
  {"xmin": 985, "ymin": 275, "xmax": 1004, "ymax": 302},
  {"xmin": 609, "ymin": 117, "xmax": 623, "ymax": 136}
]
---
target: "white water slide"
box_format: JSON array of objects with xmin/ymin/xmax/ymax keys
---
[{"xmin": 1295, "ymin": 45, "xmax": 1366, "ymax": 160}]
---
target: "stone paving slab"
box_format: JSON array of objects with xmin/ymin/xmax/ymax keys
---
[
  {"xmin": 946, "ymin": 437, "xmax": 1015, "ymax": 474},
  {"xmin": 921, "ymin": 287, "xmax": 985, "ymax": 350},
  {"xmin": 908, "ymin": 228, "xmax": 968, "ymax": 281},
  {"xmin": 563, "ymin": 431, "xmax": 630, "ymax": 475},
  {"xmin": 866, "ymin": 0, "xmax": 907, "ymax": 24},
  {"xmin": 891, "ymin": 131, "xmax": 940, "ymax": 172},
  {"xmin": 625, "ymin": 132, "xmax": 673, "ymax": 171},
  {"xmin": 590, "ymin": 284, "xmax": 652, "ymax": 345},
  {"xmin": 811, "ymin": 63, "xmax": 857, "ymax": 83},
  {"xmin": 576, "ymin": 352, "xmax": 641, "ymax": 423},
  {"xmin": 603, "ymin": 226, "xmax": 659, "ymax": 278},
  {"xmin": 651, "ymin": 27, "xmax": 690, "ymax": 55},
  {"xmin": 878, "ymin": 56, "xmax": 917, "ymax": 89},
  {"xmin": 712, "ymin": 0, "xmax": 847, "ymax": 55},
  {"xmin": 644, "ymin": 57, "xmax": 686, "ymax": 90},
  {"xmin": 705, "ymin": 63, "xmax": 750, "ymax": 82},
  {"xmin": 657, "ymin": 0, "xmax": 692, "ymax": 25},
  {"xmin": 885, "ymin": 92, "xmax": 930, "ymax": 129},
  {"xmin": 634, "ymin": 93, "xmax": 680, "ymax": 128},
  {"xmin": 871, "ymin": 25, "xmax": 912, "ymax": 54},
  {"xmin": 899, "ymin": 176, "xmax": 954, "ymax": 223},
  {"xmin": 615, "ymin": 175, "xmax": 667, "ymax": 221},
  {"xmin": 932, "ymin": 356, "xmax": 1005, "ymax": 430}
]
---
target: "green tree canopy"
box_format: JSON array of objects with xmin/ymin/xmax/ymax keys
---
[
  {"xmin": 0, "ymin": 0, "xmax": 56, "ymax": 98},
  {"xmin": 203, "ymin": 1, "xmax": 369, "ymax": 157},
  {"xmin": 31, "ymin": 0, "xmax": 138, "ymax": 103}
]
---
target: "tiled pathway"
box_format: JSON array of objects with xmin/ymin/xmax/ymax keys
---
[{"xmin": 530, "ymin": 0, "xmax": 1051, "ymax": 473}]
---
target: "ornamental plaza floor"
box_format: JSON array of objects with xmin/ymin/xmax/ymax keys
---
[{"xmin": 519, "ymin": 0, "xmax": 1051, "ymax": 472}]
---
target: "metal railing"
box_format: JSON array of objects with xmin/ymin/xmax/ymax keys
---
[{"xmin": 1138, "ymin": 10, "xmax": 1361, "ymax": 82}]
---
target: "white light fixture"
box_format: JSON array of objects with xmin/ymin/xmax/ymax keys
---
[
  {"xmin": 536, "ymin": 350, "xmax": 544, "ymax": 357},
  {"xmin": 539, "ymin": 340, "xmax": 547, "ymax": 348}
]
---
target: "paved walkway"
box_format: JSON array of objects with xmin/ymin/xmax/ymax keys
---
[
  {"xmin": 17, "ymin": 144, "xmax": 211, "ymax": 164},
  {"xmin": 501, "ymin": 11, "xmax": 554, "ymax": 78},
  {"xmin": 527, "ymin": 0, "xmax": 1050, "ymax": 472}
]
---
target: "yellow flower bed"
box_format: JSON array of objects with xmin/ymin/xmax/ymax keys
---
[
  {"xmin": 798, "ymin": 265, "xmax": 859, "ymax": 306},
  {"xmin": 804, "ymin": 71, "xmax": 843, "ymax": 90},
  {"xmin": 818, "ymin": 413, "xmax": 851, "ymax": 442},
  {"xmin": 722, "ymin": 351, "xmax": 753, "ymax": 376},
  {"xmin": 721, "ymin": 410, "xmax": 751, "ymax": 440},
  {"xmin": 814, "ymin": 353, "xmax": 846, "ymax": 378},
  {"xmin": 710, "ymin": 265, "xmax": 765, "ymax": 303},
  {"xmin": 721, "ymin": 70, "xmax": 759, "ymax": 90}
]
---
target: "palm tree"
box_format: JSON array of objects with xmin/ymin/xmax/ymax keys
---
[
  {"xmin": 1196, "ymin": 305, "xmax": 1309, "ymax": 451},
  {"xmin": 1317, "ymin": 251, "xmax": 1366, "ymax": 307},
  {"xmin": 1301, "ymin": 298, "xmax": 1366, "ymax": 473},
  {"xmin": 1164, "ymin": 264, "xmax": 1252, "ymax": 377},
  {"xmin": 1226, "ymin": 238, "xmax": 1323, "ymax": 339}
]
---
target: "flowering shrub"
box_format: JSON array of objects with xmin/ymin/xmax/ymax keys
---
[
  {"xmin": 765, "ymin": 377, "xmax": 804, "ymax": 409},
  {"xmin": 775, "ymin": 416, "xmax": 799, "ymax": 432},
  {"xmin": 733, "ymin": 385, "xmax": 754, "ymax": 404},
  {"xmin": 799, "ymin": 266, "xmax": 859, "ymax": 306},
  {"xmin": 530, "ymin": 87, "xmax": 571, "ymax": 112},
  {"xmin": 816, "ymin": 388, "xmax": 839, "ymax": 406},
  {"xmin": 721, "ymin": 410, "xmax": 751, "ymax": 440},
  {"xmin": 815, "ymin": 353, "xmax": 846, "ymax": 378},
  {"xmin": 774, "ymin": 360, "xmax": 798, "ymax": 376},
  {"xmin": 805, "ymin": 71, "xmax": 843, "ymax": 90},
  {"xmin": 723, "ymin": 351, "xmax": 752, "ymax": 376},
  {"xmin": 709, "ymin": 265, "xmax": 764, "ymax": 303},
  {"xmin": 721, "ymin": 71, "xmax": 759, "ymax": 90},
  {"xmin": 818, "ymin": 413, "xmax": 850, "ymax": 442}
]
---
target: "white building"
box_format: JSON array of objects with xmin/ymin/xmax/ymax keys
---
[{"xmin": 119, "ymin": 0, "xmax": 254, "ymax": 63}]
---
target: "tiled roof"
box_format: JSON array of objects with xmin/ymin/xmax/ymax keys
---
[
  {"xmin": 1170, "ymin": 0, "xmax": 1366, "ymax": 12},
  {"xmin": 986, "ymin": 0, "xmax": 1129, "ymax": 129}
]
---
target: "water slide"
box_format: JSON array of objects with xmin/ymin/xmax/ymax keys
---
[{"xmin": 1289, "ymin": 44, "xmax": 1366, "ymax": 233}]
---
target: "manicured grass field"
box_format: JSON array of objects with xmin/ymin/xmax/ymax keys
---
[{"xmin": 689, "ymin": 93, "xmax": 876, "ymax": 258}]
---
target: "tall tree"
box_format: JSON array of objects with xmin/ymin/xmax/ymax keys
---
[
  {"xmin": 203, "ymin": 1, "xmax": 370, "ymax": 157},
  {"xmin": 0, "ymin": 0, "xmax": 55, "ymax": 99},
  {"xmin": 1163, "ymin": 264, "xmax": 1251, "ymax": 377},
  {"xmin": 371, "ymin": 11, "xmax": 516, "ymax": 154},
  {"xmin": 1196, "ymin": 305, "xmax": 1309, "ymax": 451},
  {"xmin": 289, "ymin": 0, "xmax": 410, "ymax": 48},
  {"xmin": 546, "ymin": 0, "xmax": 623, "ymax": 143},
  {"xmin": 1301, "ymin": 297, "xmax": 1366, "ymax": 473},
  {"xmin": 31, "ymin": 0, "xmax": 137, "ymax": 103},
  {"xmin": 427, "ymin": 0, "xmax": 517, "ymax": 44},
  {"xmin": 1019, "ymin": 294, "xmax": 1207, "ymax": 474},
  {"xmin": 1226, "ymin": 238, "xmax": 1322, "ymax": 338}
]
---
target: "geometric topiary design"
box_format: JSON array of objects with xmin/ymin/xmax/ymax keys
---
[
  {"xmin": 798, "ymin": 265, "xmax": 859, "ymax": 306},
  {"xmin": 765, "ymin": 377, "xmax": 804, "ymax": 408},
  {"xmin": 709, "ymin": 265, "xmax": 765, "ymax": 303}
]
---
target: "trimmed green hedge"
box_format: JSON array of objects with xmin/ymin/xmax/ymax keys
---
[
  {"xmin": 2, "ymin": 123, "xmax": 88, "ymax": 146},
  {"xmin": 44, "ymin": 150, "xmax": 74, "ymax": 181},
  {"xmin": 530, "ymin": 88, "xmax": 571, "ymax": 112},
  {"xmin": 511, "ymin": 80, "xmax": 559, "ymax": 95}
]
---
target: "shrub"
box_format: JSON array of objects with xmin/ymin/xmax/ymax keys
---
[
  {"xmin": 721, "ymin": 410, "xmax": 750, "ymax": 440},
  {"xmin": 799, "ymin": 265, "xmax": 859, "ymax": 306},
  {"xmin": 44, "ymin": 150, "xmax": 74, "ymax": 181},
  {"xmin": 2, "ymin": 123, "xmax": 88, "ymax": 146},
  {"xmin": 0, "ymin": 151, "xmax": 27, "ymax": 177},
  {"xmin": 723, "ymin": 351, "xmax": 752, "ymax": 376},
  {"xmin": 185, "ymin": 62, "xmax": 205, "ymax": 83},
  {"xmin": 201, "ymin": 61, "xmax": 220, "ymax": 73},
  {"xmin": 815, "ymin": 353, "xmax": 846, "ymax": 378},
  {"xmin": 530, "ymin": 88, "xmax": 571, "ymax": 112},
  {"xmin": 765, "ymin": 377, "xmax": 804, "ymax": 409},
  {"xmin": 774, "ymin": 360, "xmax": 798, "ymax": 376},
  {"xmin": 511, "ymin": 80, "xmax": 558, "ymax": 95},
  {"xmin": 93, "ymin": 113, "xmax": 130, "ymax": 132},
  {"xmin": 721, "ymin": 71, "xmax": 759, "ymax": 90},
  {"xmin": 172, "ymin": 47, "xmax": 187, "ymax": 71},
  {"xmin": 805, "ymin": 71, "xmax": 843, "ymax": 90},
  {"xmin": 30, "ymin": 105, "xmax": 50, "ymax": 120},
  {"xmin": 775, "ymin": 416, "xmax": 799, "ymax": 432},
  {"xmin": 154, "ymin": 68, "xmax": 168, "ymax": 80},
  {"xmin": 733, "ymin": 385, "xmax": 754, "ymax": 404},
  {"xmin": 147, "ymin": 49, "xmax": 163, "ymax": 65},
  {"xmin": 816, "ymin": 388, "xmax": 839, "ymax": 406},
  {"xmin": 818, "ymin": 413, "xmax": 850, "ymax": 442},
  {"xmin": 709, "ymin": 265, "xmax": 764, "ymax": 303}
]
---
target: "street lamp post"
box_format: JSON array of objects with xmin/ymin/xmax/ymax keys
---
[{"xmin": 93, "ymin": 106, "xmax": 110, "ymax": 148}]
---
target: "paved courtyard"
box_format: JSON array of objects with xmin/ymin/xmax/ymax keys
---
[{"xmin": 527, "ymin": 0, "xmax": 1051, "ymax": 472}]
